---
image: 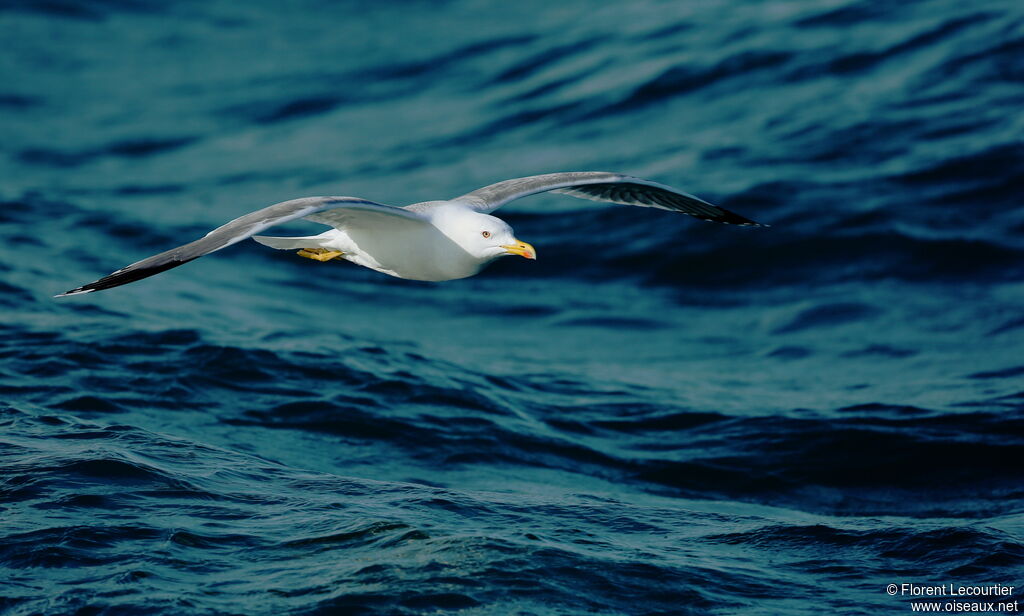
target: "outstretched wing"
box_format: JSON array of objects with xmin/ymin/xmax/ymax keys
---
[
  {"xmin": 56, "ymin": 196, "xmax": 424, "ymax": 297},
  {"xmin": 451, "ymin": 172, "xmax": 765, "ymax": 227}
]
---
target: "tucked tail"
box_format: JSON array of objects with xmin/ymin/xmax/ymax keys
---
[{"xmin": 252, "ymin": 233, "xmax": 330, "ymax": 250}]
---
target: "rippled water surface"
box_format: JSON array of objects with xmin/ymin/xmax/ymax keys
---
[{"xmin": 2, "ymin": 0, "xmax": 1024, "ymax": 614}]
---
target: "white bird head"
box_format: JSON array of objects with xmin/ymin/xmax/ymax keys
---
[{"xmin": 431, "ymin": 205, "xmax": 536, "ymax": 262}]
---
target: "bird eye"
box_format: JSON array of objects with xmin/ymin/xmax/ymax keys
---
[{"xmin": 482, "ymin": 231, "xmax": 491, "ymax": 238}]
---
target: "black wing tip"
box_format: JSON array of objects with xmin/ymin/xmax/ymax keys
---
[
  {"xmin": 694, "ymin": 211, "xmax": 769, "ymax": 227},
  {"xmin": 717, "ymin": 218, "xmax": 770, "ymax": 228},
  {"xmin": 717, "ymin": 208, "xmax": 767, "ymax": 227},
  {"xmin": 54, "ymin": 287, "xmax": 97, "ymax": 298},
  {"xmin": 54, "ymin": 257, "xmax": 196, "ymax": 299},
  {"xmin": 717, "ymin": 220, "xmax": 771, "ymax": 228}
]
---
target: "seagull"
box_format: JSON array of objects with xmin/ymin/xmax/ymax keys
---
[{"xmin": 56, "ymin": 172, "xmax": 766, "ymax": 297}]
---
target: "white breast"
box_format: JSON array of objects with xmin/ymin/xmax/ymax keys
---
[{"xmin": 320, "ymin": 225, "xmax": 486, "ymax": 282}]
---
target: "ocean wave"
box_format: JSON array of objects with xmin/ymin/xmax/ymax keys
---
[{"xmin": 5, "ymin": 0, "xmax": 1024, "ymax": 613}]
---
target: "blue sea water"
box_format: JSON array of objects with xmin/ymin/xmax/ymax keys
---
[{"xmin": 2, "ymin": 0, "xmax": 1024, "ymax": 614}]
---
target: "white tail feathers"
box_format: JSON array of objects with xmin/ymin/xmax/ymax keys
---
[{"xmin": 252, "ymin": 235, "xmax": 327, "ymax": 250}]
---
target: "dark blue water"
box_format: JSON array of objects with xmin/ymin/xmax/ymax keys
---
[{"xmin": 3, "ymin": 0, "xmax": 1024, "ymax": 614}]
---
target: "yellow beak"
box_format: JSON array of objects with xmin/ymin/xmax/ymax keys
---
[{"xmin": 501, "ymin": 239, "xmax": 537, "ymax": 260}]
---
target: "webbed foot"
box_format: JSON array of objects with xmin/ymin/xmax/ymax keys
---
[{"xmin": 296, "ymin": 248, "xmax": 344, "ymax": 262}]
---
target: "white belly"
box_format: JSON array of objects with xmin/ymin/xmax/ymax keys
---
[{"xmin": 318, "ymin": 228, "xmax": 486, "ymax": 282}]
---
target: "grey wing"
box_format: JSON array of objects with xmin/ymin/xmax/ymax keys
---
[
  {"xmin": 451, "ymin": 171, "xmax": 766, "ymax": 227},
  {"xmin": 56, "ymin": 196, "xmax": 423, "ymax": 297}
]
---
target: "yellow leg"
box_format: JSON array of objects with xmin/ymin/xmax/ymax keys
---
[{"xmin": 296, "ymin": 248, "xmax": 344, "ymax": 262}]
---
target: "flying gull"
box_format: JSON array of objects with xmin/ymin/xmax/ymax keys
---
[{"xmin": 56, "ymin": 172, "xmax": 766, "ymax": 297}]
